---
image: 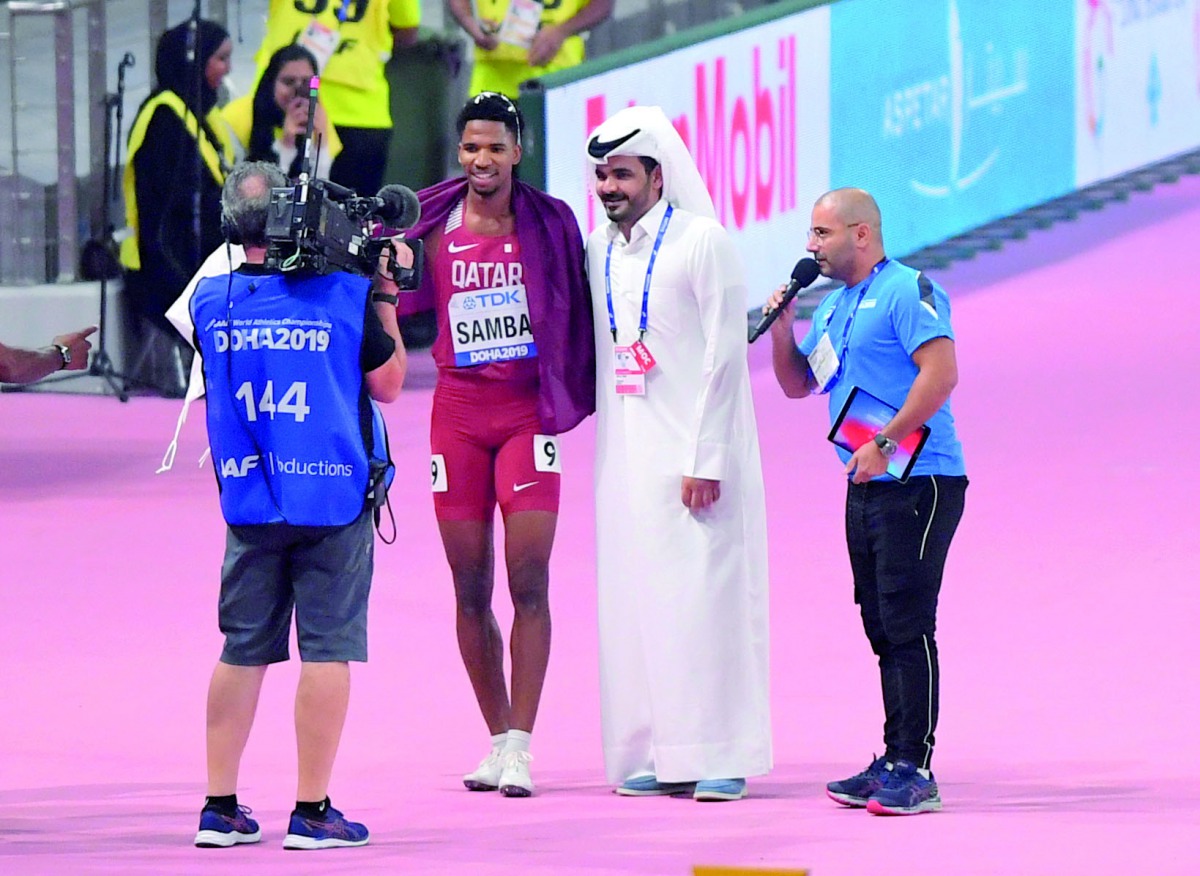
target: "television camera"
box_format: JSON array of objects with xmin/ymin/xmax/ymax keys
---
[
  {"xmin": 261, "ymin": 74, "xmax": 422, "ymax": 286},
  {"xmin": 263, "ymin": 178, "xmax": 422, "ymax": 286}
]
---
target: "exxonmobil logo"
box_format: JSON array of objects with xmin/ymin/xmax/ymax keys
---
[{"xmin": 583, "ymin": 35, "xmax": 798, "ymax": 234}]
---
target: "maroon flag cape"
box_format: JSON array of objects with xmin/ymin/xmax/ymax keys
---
[{"xmin": 401, "ymin": 177, "xmax": 595, "ymax": 434}]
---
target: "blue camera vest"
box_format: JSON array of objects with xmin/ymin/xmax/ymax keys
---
[{"xmin": 192, "ymin": 269, "xmax": 383, "ymax": 526}]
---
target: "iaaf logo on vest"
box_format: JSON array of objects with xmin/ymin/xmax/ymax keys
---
[
  {"xmin": 221, "ymin": 455, "xmax": 261, "ymax": 478},
  {"xmin": 220, "ymin": 454, "xmax": 356, "ymax": 478}
]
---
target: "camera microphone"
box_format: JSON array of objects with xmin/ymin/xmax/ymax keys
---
[
  {"xmin": 748, "ymin": 258, "xmax": 821, "ymax": 343},
  {"xmin": 369, "ymin": 185, "xmax": 421, "ymax": 229}
]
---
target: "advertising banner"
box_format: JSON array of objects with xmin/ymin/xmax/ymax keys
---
[
  {"xmin": 829, "ymin": 0, "xmax": 1076, "ymax": 257},
  {"xmin": 1076, "ymin": 0, "xmax": 1200, "ymax": 185},
  {"xmin": 541, "ymin": 6, "xmax": 832, "ymax": 305}
]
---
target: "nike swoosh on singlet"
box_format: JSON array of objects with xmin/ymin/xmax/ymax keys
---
[
  {"xmin": 513, "ymin": 481, "xmax": 538, "ymax": 492},
  {"xmin": 448, "ymin": 241, "xmax": 479, "ymax": 254}
]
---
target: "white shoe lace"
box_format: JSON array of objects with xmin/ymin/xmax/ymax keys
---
[
  {"xmin": 500, "ymin": 750, "xmax": 534, "ymax": 788},
  {"xmin": 478, "ymin": 750, "xmax": 503, "ymax": 771},
  {"xmin": 465, "ymin": 749, "xmax": 503, "ymax": 782}
]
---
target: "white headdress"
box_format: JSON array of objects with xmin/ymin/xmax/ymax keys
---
[{"xmin": 585, "ymin": 105, "xmax": 717, "ymax": 220}]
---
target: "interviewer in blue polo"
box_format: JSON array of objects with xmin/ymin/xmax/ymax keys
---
[{"xmin": 765, "ymin": 187, "xmax": 967, "ymax": 817}]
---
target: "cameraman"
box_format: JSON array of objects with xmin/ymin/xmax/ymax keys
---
[{"xmin": 188, "ymin": 161, "xmax": 408, "ymax": 850}]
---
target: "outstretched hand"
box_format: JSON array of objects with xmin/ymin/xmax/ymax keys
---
[{"xmin": 52, "ymin": 326, "xmax": 97, "ymax": 371}]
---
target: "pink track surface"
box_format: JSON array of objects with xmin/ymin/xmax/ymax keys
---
[{"xmin": 3, "ymin": 177, "xmax": 1199, "ymax": 875}]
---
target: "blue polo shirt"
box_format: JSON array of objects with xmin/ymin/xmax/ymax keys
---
[{"xmin": 798, "ymin": 259, "xmax": 965, "ymax": 478}]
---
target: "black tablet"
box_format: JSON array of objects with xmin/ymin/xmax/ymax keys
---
[{"xmin": 828, "ymin": 386, "xmax": 931, "ymax": 483}]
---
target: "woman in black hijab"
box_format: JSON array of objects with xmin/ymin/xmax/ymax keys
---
[{"xmin": 120, "ymin": 19, "xmax": 233, "ymax": 337}]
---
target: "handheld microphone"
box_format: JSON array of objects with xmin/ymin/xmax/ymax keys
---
[{"xmin": 748, "ymin": 258, "xmax": 821, "ymax": 343}]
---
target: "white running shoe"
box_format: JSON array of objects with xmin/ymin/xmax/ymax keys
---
[
  {"xmin": 498, "ymin": 750, "xmax": 534, "ymax": 798},
  {"xmin": 463, "ymin": 749, "xmax": 504, "ymax": 791}
]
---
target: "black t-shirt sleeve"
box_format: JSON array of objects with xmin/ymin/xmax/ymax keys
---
[{"xmin": 361, "ymin": 303, "xmax": 396, "ymax": 373}]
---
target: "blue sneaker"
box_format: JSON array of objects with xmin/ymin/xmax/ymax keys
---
[
  {"xmin": 194, "ymin": 805, "xmax": 262, "ymax": 847},
  {"xmin": 826, "ymin": 755, "xmax": 891, "ymax": 807},
  {"xmin": 615, "ymin": 774, "xmax": 697, "ymax": 796},
  {"xmin": 693, "ymin": 778, "xmax": 747, "ymax": 801},
  {"xmin": 866, "ymin": 760, "xmax": 942, "ymax": 815},
  {"xmin": 282, "ymin": 800, "xmax": 369, "ymax": 849}
]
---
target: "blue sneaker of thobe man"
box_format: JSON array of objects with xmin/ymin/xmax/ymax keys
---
[
  {"xmin": 194, "ymin": 805, "xmax": 262, "ymax": 847},
  {"xmin": 693, "ymin": 778, "xmax": 747, "ymax": 801},
  {"xmin": 826, "ymin": 755, "xmax": 891, "ymax": 807},
  {"xmin": 282, "ymin": 801, "xmax": 370, "ymax": 849},
  {"xmin": 866, "ymin": 760, "xmax": 943, "ymax": 815},
  {"xmin": 615, "ymin": 774, "xmax": 697, "ymax": 796}
]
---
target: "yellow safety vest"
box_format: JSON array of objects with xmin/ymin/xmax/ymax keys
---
[{"xmin": 120, "ymin": 91, "xmax": 232, "ymax": 270}]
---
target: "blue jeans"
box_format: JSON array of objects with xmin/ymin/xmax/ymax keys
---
[{"xmin": 845, "ymin": 475, "xmax": 967, "ymax": 770}]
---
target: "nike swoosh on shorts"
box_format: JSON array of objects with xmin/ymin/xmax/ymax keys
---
[{"xmin": 513, "ymin": 482, "xmax": 538, "ymax": 492}]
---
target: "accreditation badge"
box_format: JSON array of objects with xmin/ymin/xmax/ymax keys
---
[
  {"xmin": 298, "ymin": 20, "xmax": 340, "ymax": 72},
  {"xmin": 448, "ymin": 284, "xmax": 537, "ymax": 366},
  {"xmin": 807, "ymin": 332, "xmax": 840, "ymax": 393},
  {"xmin": 614, "ymin": 346, "xmax": 646, "ymax": 396},
  {"xmin": 496, "ymin": 0, "xmax": 542, "ymax": 51}
]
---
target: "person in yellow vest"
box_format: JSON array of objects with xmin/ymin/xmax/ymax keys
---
[
  {"xmin": 253, "ymin": 0, "xmax": 420, "ymax": 196},
  {"xmin": 448, "ymin": 0, "xmax": 614, "ymax": 99},
  {"xmin": 222, "ymin": 44, "xmax": 343, "ymax": 180},
  {"xmin": 120, "ymin": 18, "xmax": 234, "ymax": 396}
]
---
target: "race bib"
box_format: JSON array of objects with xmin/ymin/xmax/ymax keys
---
[
  {"xmin": 431, "ymin": 453, "xmax": 448, "ymax": 493},
  {"xmin": 533, "ymin": 434, "xmax": 560, "ymax": 473},
  {"xmin": 448, "ymin": 284, "xmax": 537, "ymax": 366}
]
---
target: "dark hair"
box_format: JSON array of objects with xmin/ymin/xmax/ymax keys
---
[
  {"xmin": 247, "ymin": 45, "xmax": 319, "ymax": 176},
  {"xmin": 456, "ymin": 91, "xmax": 524, "ymax": 145},
  {"xmin": 638, "ymin": 156, "xmax": 659, "ymax": 176},
  {"xmin": 154, "ymin": 18, "xmax": 229, "ymax": 116},
  {"xmin": 141, "ymin": 18, "xmax": 230, "ymax": 173}
]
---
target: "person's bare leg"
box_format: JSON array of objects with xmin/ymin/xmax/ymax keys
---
[
  {"xmin": 440, "ymin": 518, "xmax": 511, "ymax": 734},
  {"xmin": 206, "ymin": 662, "xmax": 269, "ymax": 796},
  {"xmin": 503, "ymin": 510, "xmax": 556, "ymax": 733},
  {"xmin": 295, "ymin": 661, "xmax": 350, "ymax": 802}
]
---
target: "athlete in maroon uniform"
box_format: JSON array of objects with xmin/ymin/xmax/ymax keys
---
[{"xmin": 418, "ymin": 93, "xmax": 585, "ymax": 797}]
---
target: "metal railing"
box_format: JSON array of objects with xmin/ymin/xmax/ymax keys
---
[{"xmin": 0, "ymin": 0, "xmax": 237, "ymax": 285}]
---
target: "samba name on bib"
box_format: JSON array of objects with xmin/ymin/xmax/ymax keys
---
[{"xmin": 449, "ymin": 284, "xmax": 537, "ymax": 366}]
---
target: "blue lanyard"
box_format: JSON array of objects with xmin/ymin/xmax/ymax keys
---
[
  {"xmin": 604, "ymin": 204, "xmax": 673, "ymax": 343},
  {"xmin": 820, "ymin": 258, "xmax": 889, "ymax": 365}
]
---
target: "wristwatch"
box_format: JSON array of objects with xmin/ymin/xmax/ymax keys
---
[
  {"xmin": 54, "ymin": 343, "xmax": 71, "ymax": 369},
  {"xmin": 873, "ymin": 433, "xmax": 898, "ymax": 458}
]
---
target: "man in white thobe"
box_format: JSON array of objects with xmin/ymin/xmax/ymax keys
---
[{"xmin": 584, "ymin": 106, "xmax": 771, "ymax": 801}]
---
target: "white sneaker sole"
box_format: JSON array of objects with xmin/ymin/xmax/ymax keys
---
[
  {"xmin": 463, "ymin": 778, "xmax": 500, "ymax": 791},
  {"xmin": 616, "ymin": 783, "xmax": 696, "ymax": 797},
  {"xmin": 282, "ymin": 834, "xmax": 370, "ymax": 849},
  {"xmin": 194, "ymin": 828, "xmax": 262, "ymax": 847}
]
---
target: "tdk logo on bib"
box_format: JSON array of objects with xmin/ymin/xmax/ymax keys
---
[{"xmin": 448, "ymin": 284, "xmax": 538, "ymax": 366}]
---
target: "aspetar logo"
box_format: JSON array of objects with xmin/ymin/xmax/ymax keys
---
[
  {"xmin": 220, "ymin": 455, "xmax": 260, "ymax": 478},
  {"xmin": 896, "ymin": 0, "xmax": 1030, "ymax": 198}
]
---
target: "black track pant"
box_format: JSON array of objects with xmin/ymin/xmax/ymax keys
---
[{"xmin": 845, "ymin": 475, "xmax": 967, "ymax": 770}]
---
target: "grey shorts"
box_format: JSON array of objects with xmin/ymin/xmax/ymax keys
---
[{"xmin": 217, "ymin": 511, "xmax": 374, "ymax": 665}]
